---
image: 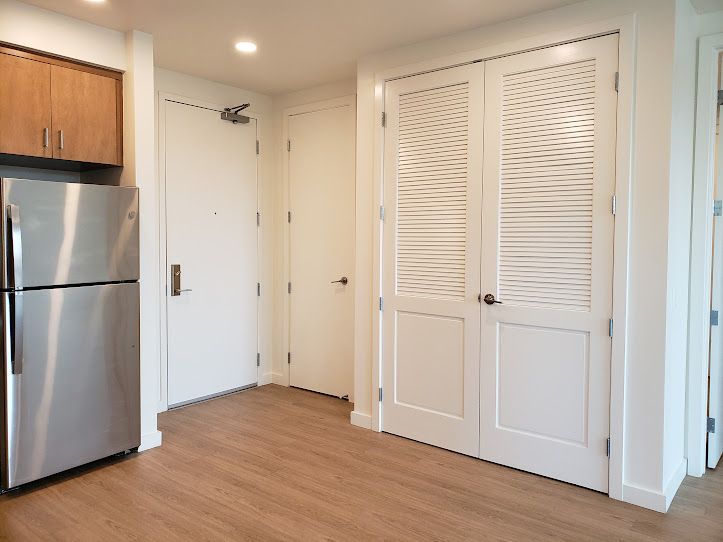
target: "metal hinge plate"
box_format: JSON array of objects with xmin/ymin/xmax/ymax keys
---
[
  {"xmin": 379, "ymin": 387, "xmax": 383, "ymax": 402},
  {"xmin": 288, "ymin": 282, "xmax": 292, "ymax": 294},
  {"xmin": 708, "ymin": 417, "xmax": 716, "ymax": 433},
  {"xmin": 608, "ymin": 318, "xmax": 614, "ymax": 337},
  {"xmin": 718, "ymin": 89, "xmax": 723, "ymax": 106},
  {"xmin": 612, "ymin": 195, "xmax": 617, "ymax": 216},
  {"xmin": 287, "ymin": 352, "xmax": 291, "ymax": 365},
  {"xmin": 379, "ymin": 297, "xmax": 383, "ymax": 311},
  {"xmin": 256, "ymin": 140, "xmax": 260, "ymax": 155},
  {"xmin": 713, "ymin": 310, "xmax": 719, "ymax": 327},
  {"xmin": 257, "ymin": 212, "xmax": 261, "ymax": 227},
  {"xmin": 288, "ymin": 211, "xmax": 292, "ymax": 223},
  {"xmin": 287, "ymin": 140, "xmax": 291, "ymax": 152},
  {"xmin": 606, "ymin": 437, "xmax": 611, "ymax": 457},
  {"xmin": 380, "ymin": 205, "xmax": 385, "ymax": 221},
  {"xmin": 257, "ymin": 353, "xmax": 261, "ymax": 367},
  {"xmin": 381, "ymin": 112, "xmax": 386, "ymax": 127},
  {"xmin": 614, "ymin": 72, "xmax": 619, "ymax": 92},
  {"xmin": 715, "ymin": 200, "xmax": 722, "ymax": 217}
]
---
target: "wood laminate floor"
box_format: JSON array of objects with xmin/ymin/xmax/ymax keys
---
[{"xmin": 0, "ymin": 384, "xmax": 722, "ymax": 541}]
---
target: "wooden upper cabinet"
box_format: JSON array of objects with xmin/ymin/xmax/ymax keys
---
[
  {"xmin": 51, "ymin": 65, "xmax": 122, "ymax": 166},
  {"xmin": 0, "ymin": 45, "xmax": 123, "ymax": 168},
  {"xmin": 0, "ymin": 53, "xmax": 52, "ymax": 158}
]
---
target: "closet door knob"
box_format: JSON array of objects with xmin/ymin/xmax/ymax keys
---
[{"xmin": 483, "ymin": 294, "xmax": 502, "ymax": 305}]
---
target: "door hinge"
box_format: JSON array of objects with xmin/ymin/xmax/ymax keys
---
[
  {"xmin": 614, "ymin": 72, "xmax": 619, "ymax": 93},
  {"xmin": 257, "ymin": 211, "xmax": 261, "ymax": 226},
  {"xmin": 256, "ymin": 140, "xmax": 260, "ymax": 155},
  {"xmin": 380, "ymin": 205, "xmax": 385, "ymax": 221},
  {"xmin": 718, "ymin": 89, "xmax": 723, "ymax": 106},
  {"xmin": 606, "ymin": 437, "xmax": 611, "ymax": 457},
  {"xmin": 708, "ymin": 417, "xmax": 716, "ymax": 433},
  {"xmin": 379, "ymin": 387, "xmax": 383, "ymax": 402},
  {"xmin": 288, "ymin": 352, "xmax": 291, "ymax": 365},
  {"xmin": 257, "ymin": 353, "xmax": 261, "ymax": 367},
  {"xmin": 287, "ymin": 211, "xmax": 292, "ymax": 223},
  {"xmin": 712, "ymin": 310, "xmax": 719, "ymax": 327},
  {"xmin": 608, "ymin": 318, "xmax": 614, "ymax": 337},
  {"xmin": 257, "ymin": 282, "xmax": 261, "ymax": 297},
  {"xmin": 287, "ymin": 139, "xmax": 291, "ymax": 152},
  {"xmin": 379, "ymin": 297, "xmax": 383, "ymax": 311},
  {"xmin": 714, "ymin": 200, "xmax": 722, "ymax": 217},
  {"xmin": 288, "ymin": 282, "xmax": 292, "ymax": 294},
  {"xmin": 611, "ymin": 195, "xmax": 617, "ymax": 216},
  {"xmin": 381, "ymin": 111, "xmax": 386, "ymax": 127}
]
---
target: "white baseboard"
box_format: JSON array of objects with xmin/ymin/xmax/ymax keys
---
[
  {"xmin": 258, "ymin": 372, "xmax": 273, "ymax": 385},
  {"xmin": 622, "ymin": 458, "xmax": 687, "ymax": 513},
  {"xmin": 271, "ymin": 372, "xmax": 287, "ymax": 385},
  {"xmin": 350, "ymin": 410, "xmax": 372, "ymax": 429},
  {"xmin": 139, "ymin": 430, "xmax": 163, "ymax": 452}
]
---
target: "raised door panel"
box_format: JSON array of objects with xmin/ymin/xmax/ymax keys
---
[
  {"xmin": 0, "ymin": 53, "xmax": 51, "ymax": 158},
  {"xmin": 51, "ymin": 65, "xmax": 121, "ymax": 166}
]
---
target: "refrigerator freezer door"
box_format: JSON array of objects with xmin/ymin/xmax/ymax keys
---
[
  {"xmin": 1, "ymin": 283, "xmax": 140, "ymax": 490},
  {"xmin": 1, "ymin": 178, "xmax": 139, "ymax": 289}
]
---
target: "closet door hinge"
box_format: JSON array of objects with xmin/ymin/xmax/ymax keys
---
[
  {"xmin": 257, "ymin": 211, "xmax": 261, "ymax": 227},
  {"xmin": 381, "ymin": 111, "xmax": 386, "ymax": 127},
  {"xmin": 606, "ymin": 437, "xmax": 611, "ymax": 457},
  {"xmin": 288, "ymin": 211, "xmax": 292, "ymax": 223},
  {"xmin": 708, "ymin": 417, "xmax": 716, "ymax": 433},
  {"xmin": 257, "ymin": 282, "xmax": 261, "ymax": 297},
  {"xmin": 614, "ymin": 72, "xmax": 619, "ymax": 93},
  {"xmin": 718, "ymin": 89, "xmax": 723, "ymax": 106},
  {"xmin": 714, "ymin": 200, "xmax": 722, "ymax": 217},
  {"xmin": 611, "ymin": 195, "xmax": 617, "ymax": 216},
  {"xmin": 380, "ymin": 205, "xmax": 385, "ymax": 221},
  {"xmin": 288, "ymin": 282, "xmax": 292, "ymax": 294},
  {"xmin": 379, "ymin": 387, "xmax": 383, "ymax": 402},
  {"xmin": 256, "ymin": 140, "xmax": 260, "ymax": 155},
  {"xmin": 379, "ymin": 297, "xmax": 383, "ymax": 311},
  {"xmin": 287, "ymin": 139, "xmax": 291, "ymax": 152},
  {"xmin": 288, "ymin": 352, "xmax": 291, "ymax": 365},
  {"xmin": 712, "ymin": 310, "xmax": 719, "ymax": 327},
  {"xmin": 608, "ymin": 318, "xmax": 614, "ymax": 337},
  {"xmin": 256, "ymin": 353, "xmax": 261, "ymax": 367}
]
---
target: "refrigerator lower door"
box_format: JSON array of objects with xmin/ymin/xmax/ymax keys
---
[{"xmin": 1, "ymin": 283, "xmax": 140, "ymax": 490}]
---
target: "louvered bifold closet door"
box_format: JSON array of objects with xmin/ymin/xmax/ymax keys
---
[
  {"xmin": 479, "ymin": 34, "xmax": 618, "ymax": 492},
  {"xmin": 381, "ymin": 64, "xmax": 483, "ymax": 456}
]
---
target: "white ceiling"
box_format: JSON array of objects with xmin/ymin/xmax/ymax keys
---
[{"xmin": 23, "ymin": 0, "xmax": 586, "ymax": 95}]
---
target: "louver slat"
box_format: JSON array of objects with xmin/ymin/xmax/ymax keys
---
[
  {"xmin": 498, "ymin": 60, "xmax": 595, "ymax": 311},
  {"xmin": 396, "ymin": 82, "xmax": 469, "ymax": 300}
]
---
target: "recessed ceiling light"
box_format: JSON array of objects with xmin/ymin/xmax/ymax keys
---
[
  {"xmin": 235, "ymin": 41, "xmax": 257, "ymax": 54},
  {"xmin": 85, "ymin": 0, "xmax": 106, "ymax": 3}
]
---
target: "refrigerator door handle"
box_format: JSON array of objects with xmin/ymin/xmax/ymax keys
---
[
  {"xmin": 6, "ymin": 204, "xmax": 23, "ymax": 290},
  {"xmin": 9, "ymin": 292, "xmax": 23, "ymax": 374}
]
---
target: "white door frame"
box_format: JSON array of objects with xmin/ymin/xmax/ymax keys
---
[
  {"xmin": 279, "ymin": 95, "xmax": 357, "ymax": 387},
  {"xmin": 367, "ymin": 15, "xmax": 636, "ymax": 501},
  {"xmin": 157, "ymin": 92, "xmax": 262, "ymax": 412},
  {"xmin": 687, "ymin": 33, "xmax": 723, "ymax": 478}
]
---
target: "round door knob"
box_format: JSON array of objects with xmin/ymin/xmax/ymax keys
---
[
  {"xmin": 331, "ymin": 276, "xmax": 349, "ymax": 285},
  {"xmin": 483, "ymin": 293, "xmax": 501, "ymax": 305}
]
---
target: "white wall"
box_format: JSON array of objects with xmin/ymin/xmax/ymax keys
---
[
  {"xmin": 0, "ymin": 0, "xmax": 162, "ymax": 451},
  {"xmin": 270, "ymin": 79, "xmax": 357, "ymax": 384},
  {"xmin": 353, "ymin": 0, "xmax": 699, "ymax": 512},
  {"xmin": 154, "ymin": 68, "xmax": 275, "ymax": 389}
]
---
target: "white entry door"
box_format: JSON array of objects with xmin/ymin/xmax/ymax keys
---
[
  {"xmin": 288, "ymin": 103, "xmax": 356, "ymax": 398},
  {"xmin": 381, "ymin": 64, "xmax": 484, "ymax": 456},
  {"xmin": 164, "ymin": 100, "xmax": 258, "ymax": 407},
  {"xmin": 708, "ymin": 78, "xmax": 723, "ymax": 469},
  {"xmin": 479, "ymin": 35, "xmax": 618, "ymax": 491}
]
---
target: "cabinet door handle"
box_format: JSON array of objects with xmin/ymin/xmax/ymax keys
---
[
  {"xmin": 43, "ymin": 128, "xmax": 49, "ymax": 148},
  {"xmin": 59, "ymin": 130, "xmax": 64, "ymax": 150}
]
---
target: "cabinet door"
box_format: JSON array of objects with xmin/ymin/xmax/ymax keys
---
[
  {"xmin": 51, "ymin": 65, "xmax": 122, "ymax": 165},
  {"xmin": 0, "ymin": 53, "xmax": 52, "ymax": 158}
]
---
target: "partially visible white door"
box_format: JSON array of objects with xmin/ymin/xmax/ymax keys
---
[
  {"xmin": 479, "ymin": 35, "xmax": 618, "ymax": 492},
  {"xmin": 288, "ymin": 103, "xmax": 355, "ymax": 398},
  {"xmin": 165, "ymin": 100, "xmax": 258, "ymax": 407},
  {"xmin": 708, "ymin": 75, "xmax": 723, "ymax": 469},
  {"xmin": 381, "ymin": 64, "xmax": 484, "ymax": 456}
]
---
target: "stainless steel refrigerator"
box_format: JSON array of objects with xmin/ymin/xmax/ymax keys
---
[{"xmin": 0, "ymin": 178, "xmax": 140, "ymax": 491}]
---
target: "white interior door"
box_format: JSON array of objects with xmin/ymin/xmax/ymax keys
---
[
  {"xmin": 479, "ymin": 35, "xmax": 618, "ymax": 492},
  {"xmin": 288, "ymin": 103, "xmax": 356, "ymax": 398},
  {"xmin": 165, "ymin": 100, "xmax": 258, "ymax": 407},
  {"xmin": 709, "ymin": 72, "xmax": 723, "ymax": 469},
  {"xmin": 381, "ymin": 64, "xmax": 484, "ymax": 456}
]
